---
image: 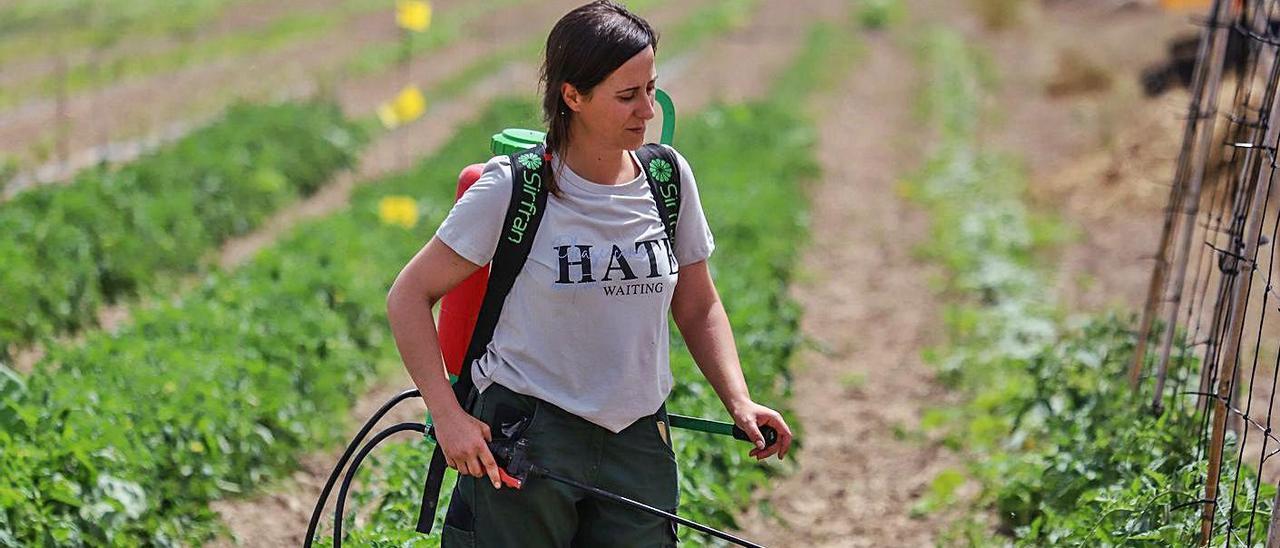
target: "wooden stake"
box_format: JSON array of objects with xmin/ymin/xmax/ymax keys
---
[
  {"xmin": 1201, "ymin": 59, "xmax": 1280, "ymax": 548},
  {"xmin": 1266, "ymin": 487, "xmax": 1280, "ymax": 548},
  {"xmin": 1151, "ymin": 0, "xmax": 1238, "ymax": 415}
]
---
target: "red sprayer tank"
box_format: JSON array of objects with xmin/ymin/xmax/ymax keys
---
[
  {"xmin": 437, "ymin": 163, "xmax": 488, "ymax": 377},
  {"xmin": 438, "ymin": 128, "xmax": 549, "ymax": 376}
]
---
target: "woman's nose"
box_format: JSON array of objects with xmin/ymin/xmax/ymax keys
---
[{"xmin": 636, "ymin": 96, "xmax": 656, "ymax": 120}]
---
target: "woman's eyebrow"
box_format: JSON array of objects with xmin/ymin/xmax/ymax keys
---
[{"xmin": 616, "ymin": 79, "xmax": 658, "ymax": 94}]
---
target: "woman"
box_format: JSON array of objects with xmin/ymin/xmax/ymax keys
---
[{"xmin": 386, "ymin": 1, "xmax": 793, "ymax": 545}]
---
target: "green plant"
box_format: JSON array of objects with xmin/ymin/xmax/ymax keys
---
[
  {"xmin": 905, "ymin": 27, "xmax": 1272, "ymax": 545},
  {"xmin": 0, "ymin": 98, "xmax": 479, "ymax": 546},
  {"xmin": 840, "ymin": 371, "xmax": 866, "ymax": 391},
  {"xmin": 0, "ymin": 100, "xmax": 365, "ymax": 359},
  {"xmin": 0, "ymin": 156, "xmax": 17, "ymax": 194},
  {"xmin": 857, "ymin": 0, "xmax": 904, "ymax": 30}
]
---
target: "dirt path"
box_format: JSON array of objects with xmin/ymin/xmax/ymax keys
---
[
  {"xmin": 732, "ymin": 21, "xmax": 967, "ymax": 546},
  {"xmin": 208, "ymin": 0, "xmax": 846, "ymax": 545},
  {"xmin": 0, "ymin": 0, "xmax": 334, "ymax": 96},
  {"xmin": 5, "ymin": 0, "xmax": 604, "ymax": 372},
  {"xmin": 0, "ymin": 2, "xmax": 404, "ymax": 166},
  {"xmin": 0, "ymin": 0, "xmax": 539, "ymax": 189},
  {"xmin": 947, "ymin": 0, "xmax": 1186, "ymax": 313},
  {"xmin": 732, "ymin": 3, "xmax": 1195, "ymax": 545}
]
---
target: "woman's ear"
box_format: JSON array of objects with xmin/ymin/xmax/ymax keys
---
[{"xmin": 561, "ymin": 82, "xmax": 587, "ymax": 113}]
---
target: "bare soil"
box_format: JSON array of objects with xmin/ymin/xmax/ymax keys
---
[
  {"xmin": 0, "ymin": 0, "xmax": 337, "ymax": 96},
  {"xmin": 0, "ymin": 0, "xmax": 491, "ymax": 180},
  {"xmin": 737, "ymin": 1, "xmax": 1203, "ymax": 545},
  {"xmin": 961, "ymin": 1, "xmax": 1190, "ymax": 312},
  {"xmin": 733, "ymin": 23, "xmax": 967, "ymax": 548}
]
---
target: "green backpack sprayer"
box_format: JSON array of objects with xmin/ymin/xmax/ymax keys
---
[{"xmin": 304, "ymin": 90, "xmax": 777, "ymax": 547}]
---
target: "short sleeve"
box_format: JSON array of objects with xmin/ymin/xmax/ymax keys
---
[
  {"xmin": 665, "ymin": 145, "xmax": 715, "ymax": 266},
  {"xmin": 435, "ymin": 156, "xmax": 512, "ymax": 266}
]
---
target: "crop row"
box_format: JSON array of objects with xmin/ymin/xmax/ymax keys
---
[
  {"xmin": 0, "ymin": 0, "xmax": 736, "ymax": 365},
  {"xmin": 0, "ymin": 101, "xmax": 365, "ymax": 362},
  {"xmin": 0, "ymin": 9, "xmax": 839, "ymax": 548},
  {"xmin": 0, "ymin": 0, "xmax": 529, "ymax": 111},
  {"xmin": 901, "ymin": 29, "xmax": 1272, "ymax": 545}
]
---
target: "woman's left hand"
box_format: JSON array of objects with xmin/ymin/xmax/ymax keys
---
[{"xmin": 730, "ymin": 400, "xmax": 794, "ymax": 461}]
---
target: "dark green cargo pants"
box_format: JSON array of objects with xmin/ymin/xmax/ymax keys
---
[{"xmin": 441, "ymin": 382, "xmax": 680, "ymax": 547}]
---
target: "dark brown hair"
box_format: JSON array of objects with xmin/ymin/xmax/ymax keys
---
[{"xmin": 540, "ymin": 1, "xmax": 658, "ymax": 197}]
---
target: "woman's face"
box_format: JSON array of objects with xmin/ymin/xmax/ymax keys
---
[{"xmin": 565, "ymin": 46, "xmax": 657, "ymax": 151}]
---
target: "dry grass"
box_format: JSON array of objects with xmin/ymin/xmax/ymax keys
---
[
  {"xmin": 970, "ymin": 0, "xmax": 1027, "ymax": 30},
  {"xmin": 1045, "ymin": 48, "xmax": 1114, "ymax": 97}
]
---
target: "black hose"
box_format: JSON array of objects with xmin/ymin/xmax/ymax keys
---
[
  {"xmin": 333, "ymin": 422, "xmax": 428, "ymax": 548},
  {"xmin": 534, "ymin": 467, "xmax": 765, "ymax": 548},
  {"xmin": 305, "ymin": 390, "xmax": 769, "ymax": 547},
  {"xmin": 303, "ymin": 389, "xmax": 421, "ymax": 547}
]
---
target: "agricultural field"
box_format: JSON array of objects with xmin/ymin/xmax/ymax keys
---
[{"xmin": 2, "ymin": 0, "xmax": 1274, "ymax": 546}]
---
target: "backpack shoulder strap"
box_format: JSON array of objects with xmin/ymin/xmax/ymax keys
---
[
  {"xmin": 635, "ymin": 143, "xmax": 682, "ymax": 244},
  {"xmin": 454, "ymin": 144, "xmax": 551, "ymax": 401},
  {"xmin": 416, "ymin": 144, "xmax": 550, "ymax": 535}
]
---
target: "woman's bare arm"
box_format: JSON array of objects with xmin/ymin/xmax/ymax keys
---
[
  {"xmin": 671, "ymin": 260, "xmax": 794, "ymax": 460},
  {"xmin": 386, "ymin": 236, "xmax": 503, "ymax": 487}
]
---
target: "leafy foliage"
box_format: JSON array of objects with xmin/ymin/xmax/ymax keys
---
[
  {"xmin": 0, "ymin": 100, "xmax": 365, "ymax": 358},
  {"xmin": 0, "ymin": 15, "xmax": 845, "ymax": 547},
  {"xmin": 905, "ymin": 29, "xmax": 1273, "ymax": 546}
]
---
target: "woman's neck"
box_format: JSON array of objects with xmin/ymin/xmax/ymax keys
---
[{"xmin": 562, "ymin": 140, "xmax": 638, "ymax": 185}]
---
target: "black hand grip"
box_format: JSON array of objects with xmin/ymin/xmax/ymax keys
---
[{"xmin": 731, "ymin": 424, "xmax": 778, "ymax": 448}]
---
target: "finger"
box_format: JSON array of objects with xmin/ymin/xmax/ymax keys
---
[
  {"xmin": 755, "ymin": 441, "xmax": 780, "ymax": 460},
  {"xmin": 754, "ymin": 413, "xmax": 787, "ymax": 459},
  {"xmin": 464, "ymin": 456, "xmax": 480, "ymax": 478},
  {"xmin": 773, "ymin": 416, "xmax": 794, "ymax": 460},
  {"xmin": 752, "ymin": 414, "xmax": 783, "ymax": 458},
  {"xmin": 480, "ymin": 422, "xmax": 492, "ymax": 442},
  {"xmin": 480, "ymin": 447, "xmax": 503, "ymax": 489},
  {"xmin": 742, "ymin": 418, "xmax": 766, "ymax": 451},
  {"xmin": 468, "ymin": 455, "xmax": 489, "ymax": 478}
]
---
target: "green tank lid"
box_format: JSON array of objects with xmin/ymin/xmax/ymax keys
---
[{"xmin": 490, "ymin": 128, "xmax": 546, "ymax": 155}]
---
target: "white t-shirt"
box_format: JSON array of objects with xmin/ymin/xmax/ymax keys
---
[{"xmin": 435, "ymin": 145, "xmax": 715, "ymax": 433}]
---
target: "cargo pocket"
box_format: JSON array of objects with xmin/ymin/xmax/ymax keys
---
[
  {"xmin": 443, "ymin": 479, "xmax": 474, "ymax": 523},
  {"xmin": 440, "ymin": 523, "xmax": 476, "ymax": 548}
]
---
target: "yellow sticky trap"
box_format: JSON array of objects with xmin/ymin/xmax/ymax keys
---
[
  {"xmin": 378, "ymin": 196, "xmax": 420, "ymax": 229},
  {"xmin": 396, "ymin": 0, "xmax": 432, "ymax": 32}
]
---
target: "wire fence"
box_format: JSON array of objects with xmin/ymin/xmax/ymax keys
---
[{"xmin": 1131, "ymin": 0, "xmax": 1280, "ymax": 544}]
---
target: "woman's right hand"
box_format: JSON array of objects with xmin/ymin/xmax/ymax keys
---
[{"xmin": 433, "ymin": 407, "xmax": 503, "ymax": 489}]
